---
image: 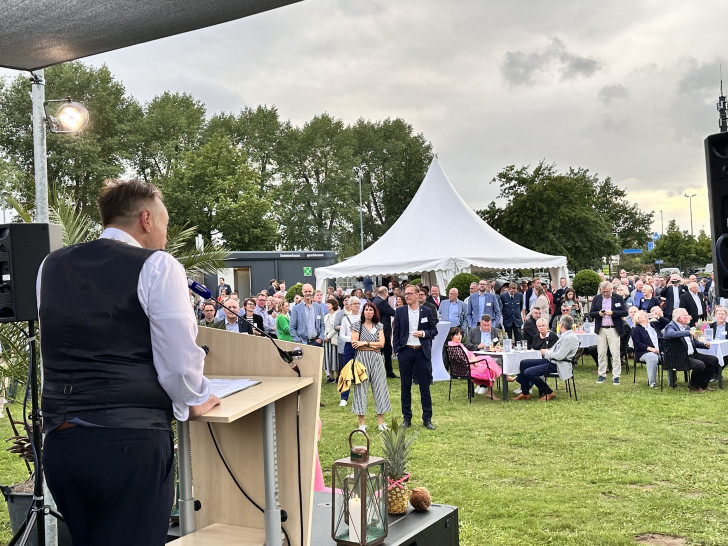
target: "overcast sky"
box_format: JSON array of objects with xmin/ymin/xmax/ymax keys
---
[{"xmin": 3, "ymin": 0, "xmax": 726, "ymax": 240}]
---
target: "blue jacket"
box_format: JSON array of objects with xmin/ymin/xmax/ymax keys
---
[
  {"xmin": 662, "ymin": 320, "xmax": 708, "ymax": 351},
  {"xmin": 392, "ymin": 305, "xmax": 438, "ymax": 360},
  {"xmin": 466, "ymin": 291, "xmax": 502, "ymax": 328},
  {"xmin": 438, "ymin": 298, "xmax": 467, "ymax": 331},
  {"xmin": 500, "ymin": 291, "xmax": 524, "ymax": 328},
  {"xmin": 289, "ymin": 301, "xmax": 326, "ymax": 343}
]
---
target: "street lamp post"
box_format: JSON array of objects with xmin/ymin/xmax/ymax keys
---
[
  {"xmin": 659, "ymin": 210, "xmax": 664, "ymax": 235},
  {"xmin": 355, "ymin": 166, "xmax": 365, "ymax": 252},
  {"xmin": 684, "ymin": 193, "xmax": 697, "ymax": 236}
]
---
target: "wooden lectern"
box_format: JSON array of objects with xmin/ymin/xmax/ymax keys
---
[{"xmin": 170, "ymin": 328, "xmax": 322, "ymax": 546}]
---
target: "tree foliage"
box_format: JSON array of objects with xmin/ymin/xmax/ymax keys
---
[
  {"xmin": 651, "ymin": 220, "xmax": 712, "ymax": 271},
  {"xmin": 161, "ymin": 134, "xmax": 277, "ymax": 250},
  {"xmin": 351, "ymin": 118, "xmax": 433, "ymax": 244},
  {"xmin": 477, "ymin": 161, "xmax": 653, "ymax": 270},
  {"xmin": 130, "ymin": 91, "xmax": 206, "ymax": 183},
  {"xmin": 572, "ymin": 269, "xmax": 601, "ymax": 298},
  {"xmin": 446, "ymin": 272, "xmax": 480, "ymax": 300}
]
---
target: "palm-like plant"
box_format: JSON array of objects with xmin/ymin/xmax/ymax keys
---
[{"xmin": 0, "ymin": 192, "xmax": 228, "ymax": 398}]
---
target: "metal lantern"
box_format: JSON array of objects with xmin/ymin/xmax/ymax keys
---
[{"xmin": 331, "ymin": 429, "xmax": 388, "ymax": 545}]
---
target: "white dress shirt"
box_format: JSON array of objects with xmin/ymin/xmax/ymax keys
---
[{"xmin": 36, "ymin": 227, "xmax": 211, "ymax": 421}]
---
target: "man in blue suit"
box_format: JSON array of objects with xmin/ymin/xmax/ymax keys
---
[
  {"xmin": 663, "ymin": 307, "xmax": 720, "ymax": 392},
  {"xmin": 500, "ymin": 282, "xmax": 523, "ymax": 342},
  {"xmin": 393, "ymin": 285, "xmax": 438, "ymax": 430},
  {"xmin": 467, "ymin": 278, "xmax": 501, "ymax": 329},
  {"xmin": 289, "ymin": 283, "xmax": 325, "ymax": 346},
  {"xmin": 438, "ymin": 287, "xmax": 467, "ymax": 332}
]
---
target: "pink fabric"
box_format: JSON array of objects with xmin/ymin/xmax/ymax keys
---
[
  {"xmin": 448, "ymin": 341, "xmax": 502, "ymax": 386},
  {"xmin": 314, "ymin": 417, "xmax": 332, "ymax": 493}
]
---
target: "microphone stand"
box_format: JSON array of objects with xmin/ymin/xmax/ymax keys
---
[
  {"xmin": 8, "ymin": 321, "xmax": 64, "ymax": 546},
  {"xmin": 213, "ymin": 298, "xmax": 303, "ymax": 376}
]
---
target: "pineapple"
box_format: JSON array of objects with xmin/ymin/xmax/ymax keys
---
[{"xmin": 380, "ymin": 418, "xmax": 415, "ymax": 515}]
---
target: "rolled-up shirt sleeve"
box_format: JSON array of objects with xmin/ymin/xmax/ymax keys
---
[{"xmin": 138, "ymin": 251, "xmax": 210, "ymax": 421}]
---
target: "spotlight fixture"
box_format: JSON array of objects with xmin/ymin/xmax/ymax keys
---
[{"xmin": 43, "ymin": 97, "xmax": 89, "ymax": 134}]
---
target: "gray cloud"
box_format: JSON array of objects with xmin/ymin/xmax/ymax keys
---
[
  {"xmin": 500, "ymin": 37, "xmax": 601, "ymax": 87},
  {"xmin": 598, "ymin": 84, "xmax": 629, "ymax": 105}
]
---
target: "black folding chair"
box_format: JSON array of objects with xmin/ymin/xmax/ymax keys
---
[
  {"xmin": 659, "ymin": 337, "xmax": 690, "ymax": 391},
  {"xmin": 545, "ymin": 348, "xmax": 581, "ymax": 401},
  {"xmin": 446, "ymin": 345, "xmax": 475, "ymax": 403}
]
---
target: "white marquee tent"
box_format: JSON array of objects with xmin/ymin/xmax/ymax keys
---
[{"xmin": 315, "ymin": 158, "xmax": 568, "ymax": 291}]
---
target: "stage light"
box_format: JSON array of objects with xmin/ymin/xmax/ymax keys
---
[{"xmin": 43, "ymin": 97, "xmax": 89, "ymax": 134}]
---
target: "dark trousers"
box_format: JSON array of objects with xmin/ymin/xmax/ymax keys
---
[
  {"xmin": 383, "ymin": 334, "xmax": 394, "ymax": 375},
  {"xmin": 504, "ymin": 324, "xmax": 523, "ymax": 342},
  {"xmin": 339, "ymin": 344, "xmax": 356, "ymax": 401},
  {"xmin": 397, "ymin": 346, "xmax": 433, "ymax": 423},
  {"xmin": 43, "ymin": 427, "xmax": 174, "ymax": 546},
  {"xmin": 516, "ymin": 358, "xmax": 557, "ymax": 396},
  {"xmin": 688, "ymin": 352, "xmax": 721, "ymax": 389}
]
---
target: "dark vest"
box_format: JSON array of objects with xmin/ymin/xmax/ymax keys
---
[{"xmin": 40, "ymin": 239, "xmax": 173, "ymax": 433}]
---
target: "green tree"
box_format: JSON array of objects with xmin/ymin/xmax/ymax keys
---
[
  {"xmin": 0, "ymin": 62, "xmax": 141, "ymax": 218},
  {"xmin": 204, "ymin": 105, "xmax": 290, "ymax": 196},
  {"xmin": 351, "ymin": 118, "xmax": 433, "ymax": 243},
  {"xmin": 275, "ymin": 113, "xmax": 358, "ymax": 254},
  {"xmin": 652, "ymin": 221, "xmax": 712, "ymax": 271},
  {"xmin": 478, "ymin": 161, "xmax": 653, "ymax": 270},
  {"xmin": 130, "ymin": 91, "xmax": 206, "ymax": 183},
  {"xmin": 161, "ymin": 134, "xmax": 277, "ymax": 250}
]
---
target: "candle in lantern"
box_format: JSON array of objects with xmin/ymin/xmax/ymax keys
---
[{"xmin": 349, "ymin": 496, "xmax": 362, "ymax": 542}]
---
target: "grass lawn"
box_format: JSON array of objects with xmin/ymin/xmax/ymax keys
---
[
  {"xmin": 318, "ymin": 358, "xmax": 728, "ymax": 546},
  {"xmin": 2, "ymin": 359, "xmax": 728, "ymax": 545}
]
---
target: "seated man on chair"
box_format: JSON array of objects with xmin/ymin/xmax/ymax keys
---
[
  {"xmin": 513, "ymin": 314, "xmax": 580, "ymax": 401},
  {"xmin": 662, "ymin": 308, "xmax": 720, "ymax": 393},
  {"xmin": 464, "ymin": 314, "xmax": 504, "ymax": 351}
]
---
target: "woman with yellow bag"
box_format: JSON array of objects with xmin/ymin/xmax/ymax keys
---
[{"xmin": 350, "ymin": 302, "xmax": 392, "ymax": 432}]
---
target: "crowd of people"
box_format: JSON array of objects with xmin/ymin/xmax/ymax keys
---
[{"xmin": 193, "ymin": 269, "xmax": 725, "ymax": 432}]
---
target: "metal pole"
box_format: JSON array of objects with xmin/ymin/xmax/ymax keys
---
[
  {"xmin": 660, "ymin": 210, "xmax": 664, "ymax": 235},
  {"xmin": 262, "ymin": 404, "xmax": 281, "ymax": 546},
  {"xmin": 358, "ymin": 171, "xmax": 364, "ymax": 252},
  {"xmin": 177, "ymin": 420, "xmax": 196, "ymax": 536},
  {"xmin": 31, "ymin": 70, "xmax": 49, "ymax": 223}
]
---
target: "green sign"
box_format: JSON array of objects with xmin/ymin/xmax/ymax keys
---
[{"xmin": 303, "ymin": 266, "xmax": 312, "ymax": 276}]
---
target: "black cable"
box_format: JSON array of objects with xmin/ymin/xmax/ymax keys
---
[
  {"xmin": 206, "ymin": 422, "xmax": 264, "ymax": 512},
  {"xmin": 207, "ymin": 422, "xmax": 292, "ymax": 545}
]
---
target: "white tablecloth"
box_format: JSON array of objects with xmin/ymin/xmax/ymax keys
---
[
  {"xmin": 575, "ymin": 332, "xmax": 598, "ymax": 347},
  {"xmin": 698, "ymin": 339, "xmax": 728, "ymax": 367},
  {"xmin": 478, "ymin": 349, "xmax": 541, "ymax": 375}
]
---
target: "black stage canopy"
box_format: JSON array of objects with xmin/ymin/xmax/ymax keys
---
[{"xmin": 0, "ymin": 0, "xmax": 302, "ymax": 71}]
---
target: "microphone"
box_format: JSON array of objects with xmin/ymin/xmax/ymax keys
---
[
  {"xmin": 190, "ymin": 279, "xmax": 303, "ymax": 375},
  {"xmin": 188, "ymin": 278, "xmax": 212, "ymax": 299}
]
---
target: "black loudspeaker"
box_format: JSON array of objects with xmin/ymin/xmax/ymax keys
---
[{"xmin": 0, "ymin": 223, "xmax": 63, "ymax": 322}]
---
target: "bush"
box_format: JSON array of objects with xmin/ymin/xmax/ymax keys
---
[
  {"xmin": 572, "ymin": 270, "xmax": 601, "ymax": 298},
  {"xmin": 285, "ymin": 282, "xmax": 303, "ymax": 303},
  {"xmin": 446, "ymin": 272, "xmax": 480, "ymax": 301},
  {"xmin": 409, "ymin": 277, "xmax": 422, "ymax": 286}
]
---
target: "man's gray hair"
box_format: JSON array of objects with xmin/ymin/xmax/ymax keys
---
[
  {"xmin": 560, "ymin": 314, "xmax": 574, "ymax": 330},
  {"xmin": 378, "ymin": 286, "xmax": 388, "ymax": 296},
  {"xmin": 599, "ymin": 280, "xmax": 612, "ymax": 290},
  {"xmin": 536, "ymin": 318, "xmax": 548, "ymax": 326},
  {"xmin": 672, "ymin": 307, "xmax": 686, "ymax": 320}
]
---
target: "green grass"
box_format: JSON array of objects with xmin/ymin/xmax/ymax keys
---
[
  {"xmin": 2, "ymin": 361, "xmax": 728, "ymax": 545},
  {"xmin": 318, "ymin": 359, "xmax": 728, "ymax": 545}
]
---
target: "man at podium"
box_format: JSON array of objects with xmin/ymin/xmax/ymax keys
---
[{"xmin": 37, "ymin": 179, "xmax": 220, "ymax": 546}]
